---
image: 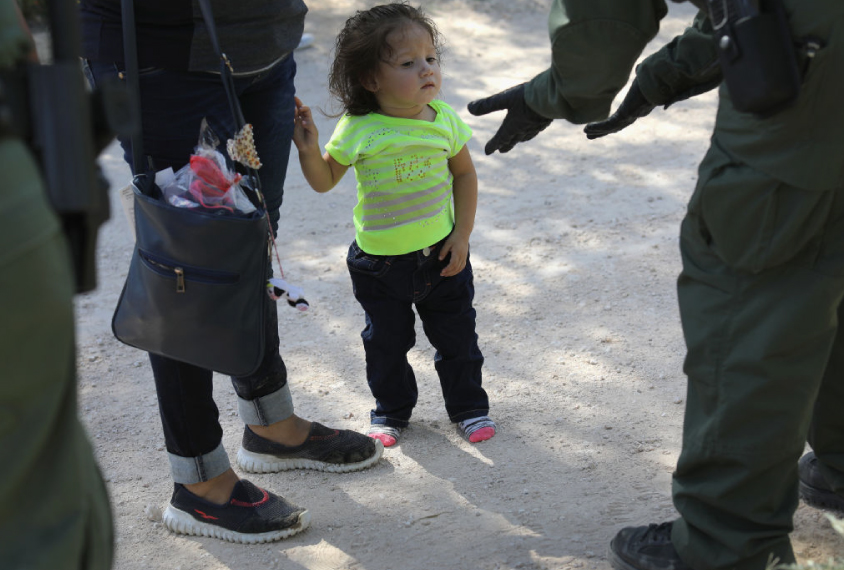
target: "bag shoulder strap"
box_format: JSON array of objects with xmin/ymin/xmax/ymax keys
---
[
  {"xmin": 195, "ymin": 0, "xmax": 246, "ymax": 129},
  {"xmin": 120, "ymin": 0, "xmax": 144, "ymax": 173},
  {"xmin": 120, "ymin": 0, "xmax": 249, "ymax": 171}
]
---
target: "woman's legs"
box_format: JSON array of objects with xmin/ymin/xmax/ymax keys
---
[{"xmin": 84, "ymin": 59, "xmax": 310, "ymax": 494}]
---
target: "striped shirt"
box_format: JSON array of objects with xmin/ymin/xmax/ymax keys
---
[{"xmin": 325, "ymin": 100, "xmax": 472, "ymax": 255}]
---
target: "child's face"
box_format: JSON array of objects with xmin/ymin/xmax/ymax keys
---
[{"xmin": 366, "ymin": 23, "xmax": 441, "ymax": 118}]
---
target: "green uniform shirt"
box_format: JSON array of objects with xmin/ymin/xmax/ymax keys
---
[
  {"xmin": 634, "ymin": 10, "xmax": 721, "ymax": 107},
  {"xmin": 713, "ymin": 0, "xmax": 844, "ymax": 191},
  {"xmin": 524, "ymin": 0, "xmax": 844, "ymax": 191},
  {"xmin": 524, "ymin": 0, "xmax": 667, "ymax": 124}
]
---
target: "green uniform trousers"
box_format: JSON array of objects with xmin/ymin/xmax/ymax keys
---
[
  {"xmin": 0, "ymin": 138, "xmax": 113, "ymax": 570},
  {"xmin": 672, "ymin": 139, "xmax": 844, "ymax": 570}
]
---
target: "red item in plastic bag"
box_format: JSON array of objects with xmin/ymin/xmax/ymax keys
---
[
  {"xmin": 189, "ymin": 154, "xmax": 243, "ymax": 211},
  {"xmin": 190, "ymin": 154, "xmax": 242, "ymax": 193}
]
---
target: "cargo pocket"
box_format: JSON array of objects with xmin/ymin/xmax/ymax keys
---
[{"xmin": 687, "ymin": 141, "xmax": 833, "ymax": 274}]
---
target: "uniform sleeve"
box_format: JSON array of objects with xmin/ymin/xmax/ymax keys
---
[
  {"xmin": 634, "ymin": 10, "xmax": 722, "ymax": 107},
  {"xmin": 324, "ymin": 115, "xmax": 356, "ymax": 166},
  {"xmin": 523, "ymin": 0, "xmax": 668, "ymax": 124},
  {"xmin": 0, "ymin": 2, "xmax": 33, "ymax": 69}
]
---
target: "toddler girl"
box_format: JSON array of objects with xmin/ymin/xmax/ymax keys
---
[{"xmin": 293, "ymin": 2, "xmax": 495, "ymax": 447}]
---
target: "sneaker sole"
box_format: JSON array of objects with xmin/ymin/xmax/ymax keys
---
[
  {"xmin": 162, "ymin": 505, "xmax": 310, "ymax": 544},
  {"xmin": 236, "ymin": 438, "xmax": 384, "ymax": 474},
  {"xmin": 799, "ymin": 480, "xmax": 844, "ymax": 513}
]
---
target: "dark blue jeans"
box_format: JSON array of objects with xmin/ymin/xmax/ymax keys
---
[
  {"xmin": 85, "ymin": 56, "xmax": 297, "ymax": 483},
  {"xmin": 346, "ymin": 238, "xmax": 489, "ymax": 428}
]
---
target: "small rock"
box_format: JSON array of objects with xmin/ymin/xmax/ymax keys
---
[{"xmin": 144, "ymin": 503, "xmax": 163, "ymax": 522}]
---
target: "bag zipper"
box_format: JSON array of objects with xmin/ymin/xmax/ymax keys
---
[{"xmin": 139, "ymin": 250, "xmax": 239, "ymax": 293}]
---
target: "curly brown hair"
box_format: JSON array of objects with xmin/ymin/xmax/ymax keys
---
[{"xmin": 328, "ymin": 3, "xmax": 442, "ymax": 116}]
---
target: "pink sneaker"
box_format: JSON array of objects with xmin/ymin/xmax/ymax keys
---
[
  {"xmin": 458, "ymin": 417, "xmax": 496, "ymax": 443},
  {"xmin": 467, "ymin": 426, "xmax": 495, "ymax": 443},
  {"xmin": 367, "ymin": 425, "xmax": 401, "ymax": 447}
]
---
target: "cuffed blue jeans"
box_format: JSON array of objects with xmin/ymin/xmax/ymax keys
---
[
  {"xmin": 346, "ymin": 238, "xmax": 489, "ymax": 428},
  {"xmin": 84, "ymin": 56, "xmax": 298, "ymax": 484}
]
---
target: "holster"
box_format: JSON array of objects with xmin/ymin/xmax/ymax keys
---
[{"xmin": 710, "ymin": 0, "xmax": 801, "ymax": 116}]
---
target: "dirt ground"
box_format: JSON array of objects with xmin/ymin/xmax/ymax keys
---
[{"xmin": 72, "ymin": 1, "xmax": 843, "ymax": 569}]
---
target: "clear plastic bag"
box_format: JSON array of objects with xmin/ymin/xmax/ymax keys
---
[{"xmin": 157, "ymin": 120, "xmax": 258, "ymax": 215}]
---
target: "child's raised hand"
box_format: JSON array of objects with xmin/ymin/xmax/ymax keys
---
[
  {"xmin": 293, "ymin": 96, "xmax": 320, "ymax": 152},
  {"xmin": 439, "ymin": 232, "xmax": 470, "ymax": 277}
]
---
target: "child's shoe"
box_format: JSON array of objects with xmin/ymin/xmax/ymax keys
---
[
  {"xmin": 367, "ymin": 424, "xmax": 401, "ymax": 447},
  {"xmin": 458, "ymin": 416, "xmax": 496, "ymax": 443}
]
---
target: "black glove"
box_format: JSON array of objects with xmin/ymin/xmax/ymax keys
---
[
  {"xmin": 583, "ymin": 80, "xmax": 655, "ymax": 140},
  {"xmin": 467, "ymin": 83, "xmax": 553, "ymax": 155}
]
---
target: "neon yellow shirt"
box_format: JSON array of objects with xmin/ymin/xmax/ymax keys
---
[{"xmin": 325, "ymin": 100, "xmax": 472, "ymax": 255}]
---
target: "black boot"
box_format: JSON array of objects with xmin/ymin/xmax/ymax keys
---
[
  {"xmin": 609, "ymin": 522, "xmax": 693, "ymax": 570},
  {"xmin": 798, "ymin": 452, "xmax": 844, "ymax": 513}
]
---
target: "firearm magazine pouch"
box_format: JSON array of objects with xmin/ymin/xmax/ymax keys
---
[
  {"xmin": 714, "ymin": 0, "xmax": 801, "ymax": 116},
  {"xmin": 112, "ymin": 174, "xmax": 269, "ymax": 376}
]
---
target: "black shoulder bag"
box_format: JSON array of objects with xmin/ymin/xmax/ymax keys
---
[{"xmin": 112, "ymin": 0, "xmax": 270, "ymax": 376}]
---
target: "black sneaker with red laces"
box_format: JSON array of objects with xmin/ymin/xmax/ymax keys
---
[
  {"xmin": 609, "ymin": 522, "xmax": 693, "ymax": 570},
  {"xmin": 162, "ymin": 479, "xmax": 309, "ymax": 544}
]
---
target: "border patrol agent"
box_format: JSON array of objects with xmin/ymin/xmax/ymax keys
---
[
  {"xmin": 0, "ymin": 2, "xmax": 114, "ymax": 568},
  {"xmin": 469, "ymin": 1, "xmax": 844, "ymax": 569}
]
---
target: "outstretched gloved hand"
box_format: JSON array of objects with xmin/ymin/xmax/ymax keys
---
[
  {"xmin": 583, "ymin": 80, "xmax": 655, "ymax": 140},
  {"xmin": 467, "ymin": 83, "xmax": 553, "ymax": 155}
]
